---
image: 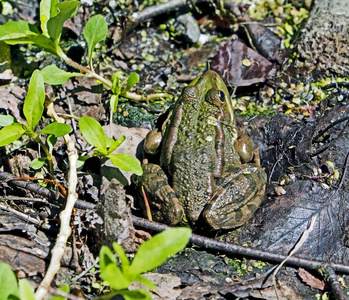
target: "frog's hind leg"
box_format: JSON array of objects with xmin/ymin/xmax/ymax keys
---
[
  {"xmin": 133, "ymin": 163, "xmax": 184, "ymax": 225},
  {"xmin": 203, "ymin": 165, "xmax": 266, "ymax": 230}
]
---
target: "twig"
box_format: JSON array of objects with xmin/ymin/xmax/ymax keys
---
[
  {"xmin": 321, "ymin": 266, "xmax": 348, "ymax": 300},
  {"xmin": 71, "ymin": 257, "xmax": 100, "ymax": 283},
  {"xmin": 132, "ymin": 0, "xmax": 192, "ymax": 23},
  {"xmin": 10, "ymin": 177, "xmax": 66, "ymax": 197},
  {"xmin": 0, "ymin": 171, "xmax": 61, "ymax": 202},
  {"xmin": 331, "ymin": 150, "xmax": 349, "ymax": 197},
  {"xmin": 131, "ymin": 0, "xmax": 243, "ymax": 23},
  {"xmin": 132, "ymin": 216, "xmax": 349, "ymax": 274},
  {"xmin": 35, "ymin": 103, "xmax": 79, "ymax": 300},
  {"xmin": 1, "ymin": 195, "xmax": 50, "ymax": 204},
  {"xmin": 271, "ymin": 216, "xmax": 316, "ymax": 299},
  {"xmin": 0, "ymin": 203, "xmax": 41, "ymax": 226},
  {"xmin": 0, "ymin": 170, "xmax": 95, "ymax": 210},
  {"xmin": 312, "ymin": 115, "xmax": 349, "ymax": 142}
]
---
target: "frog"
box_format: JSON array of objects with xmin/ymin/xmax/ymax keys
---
[{"xmin": 132, "ymin": 70, "xmax": 267, "ymax": 230}]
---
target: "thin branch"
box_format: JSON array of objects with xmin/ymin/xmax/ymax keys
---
[
  {"xmin": 35, "ymin": 103, "xmax": 79, "ymax": 300},
  {"xmin": 271, "ymin": 216, "xmax": 316, "ymax": 299},
  {"xmin": 1, "ymin": 195, "xmax": 50, "ymax": 204},
  {"xmin": 132, "ymin": 216, "xmax": 349, "ymax": 274},
  {"xmin": 0, "ymin": 170, "xmax": 95, "ymax": 210},
  {"xmin": 312, "ymin": 115, "xmax": 349, "ymax": 142},
  {"xmin": 0, "ymin": 203, "xmax": 41, "ymax": 226},
  {"xmin": 321, "ymin": 266, "xmax": 348, "ymax": 300},
  {"xmin": 0, "ymin": 171, "xmax": 61, "ymax": 202},
  {"xmin": 131, "ymin": 0, "xmax": 243, "ymax": 23}
]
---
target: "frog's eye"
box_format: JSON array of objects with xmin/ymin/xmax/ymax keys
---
[
  {"xmin": 206, "ymin": 89, "xmax": 224, "ymax": 107},
  {"xmin": 219, "ymin": 91, "xmax": 226, "ymax": 103}
]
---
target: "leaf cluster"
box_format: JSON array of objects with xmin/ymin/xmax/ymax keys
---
[
  {"xmin": 78, "ymin": 116, "xmax": 142, "ymax": 175},
  {"xmin": 0, "ymin": 0, "xmax": 143, "ymax": 175},
  {"xmin": 0, "ymin": 228, "xmax": 191, "ymax": 300},
  {"xmin": 98, "ymin": 227, "xmax": 191, "ymax": 299},
  {"xmin": 0, "ymin": 70, "xmax": 70, "ymax": 171},
  {"xmin": 0, "ymin": 262, "xmax": 68, "ymax": 300}
]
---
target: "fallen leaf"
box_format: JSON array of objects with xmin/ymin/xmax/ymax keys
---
[
  {"xmin": 298, "ymin": 268, "xmax": 326, "ymax": 290},
  {"xmin": 211, "ymin": 39, "xmax": 276, "ymax": 87}
]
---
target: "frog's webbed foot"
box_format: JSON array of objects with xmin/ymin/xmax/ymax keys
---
[
  {"xmin": 203, "ymin": 165, "xmax": 266, "ymax": 230},
  {"xmin": 132, "ymin": 163, "xmax": 184, "ymax": 225}
]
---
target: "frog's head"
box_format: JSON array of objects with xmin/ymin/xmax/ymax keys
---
[{"xmin": 189, "ymin": 70, "xmax": 235, "ymax": 124}]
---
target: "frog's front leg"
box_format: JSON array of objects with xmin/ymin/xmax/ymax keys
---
[
  {"xmin": 203, "ymin": 165, "xmax": 267, "ymax": 230},
  {"xmin": 132, "ymin": 163, "xmax": 184, "ymax": 225}
]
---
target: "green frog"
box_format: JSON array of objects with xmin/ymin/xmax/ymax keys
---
[{"xmin": 133, "ymin": 70, "xmax": 267, "ymax": 230}]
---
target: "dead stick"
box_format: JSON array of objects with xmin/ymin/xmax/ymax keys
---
[{"xmin": 132, "ymin": 216, "xmax": 349, "ymax": 274}]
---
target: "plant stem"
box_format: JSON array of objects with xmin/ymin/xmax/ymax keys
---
[
  {"xmin": 57, "ymin": 48, "xmax": 172, "ymax": 102},
  {"xmin": 122, "ymin": 91, "xmax": 173, "ymax": 101},
  {"xmin": 35, "ymin": 137, "xmax": 54, "ymax": 178},
  {"xmin": 58, "ymin": 51, "xmax": 113, "ymax": 88}
]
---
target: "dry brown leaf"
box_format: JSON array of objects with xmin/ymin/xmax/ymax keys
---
[{"xmin": 298, "ymin": 268, "xmax": 326, "ymax": 290}]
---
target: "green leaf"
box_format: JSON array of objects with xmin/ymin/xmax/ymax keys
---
[
  {"xmin": 0, "ymin": 20, "xmax": 57, "ymax": 55},
  {"xmin": 47, "ymin": 1, "xmax": 80, "ymax": 43},
  {"xmin": 285, "ymin": 23, "xmax": 294, "ymax": 35},
  {"xmin": 41, "ymin": 64, "xmax": 83, "ymax": 85},
  {"xmin": 30, "ymin": 157, "xmax": 47, "ymax": 170},
  {"xmin": 112, "ymin": 242, "xmax": 130, "ymax": 275},
  {"xmin": 99, "ymin": 245, "xmax": 117, "ymax": 270},
  {"xmin": 110, "ymin": 94, "xmax": 119, "ymax": 113},
  {"xmin": 129, "ymin": 228, "xmax": 191, "ymax": 276},
  {"xmin": 38, "ymin": 122, "xmax": 71, "ymax": 137},
  {"xmin": 19, "ymin": 279, "xmax": 35, "ymax": 300},
  {"xmin": 107, "ymin": 135, "xmax": 126, "ymax": 154},
  {"xmin": 99, "ymin": 246, "xmax": 130, "ymax": 290},
  {"xmin": 23, "ymin": 70, "xmax": 45, "ymax": 131},
  {"xmin": 79, "ymin": 116, "xmax": 106, "ymax": 150},
  {"xmin": 101, "ymin": 264, "xmax": 131, "ymax": 290},
  {"xmin": 82, "ymin": 14, "xmax": 108, "ymax": 68},
  {"xmin": 0, "ymin": 20, "xmax": 39, "ymax": 39},
  {"xmin": 0, "ymin": 123, "xmax": 26, "ymax": 147},
  {"xmin": 106, "ymin": 137, "xmax": 115, "ymax": 148},
  {"xmin": 0, "ymin": 263, "xmax": 19, "ymax": 300},
  {"xmin": 94, "ymin": 147, "xmax": 108, "ymax": 157},
  {"xmin": 124, "ymin": 72, "xmax": 139, "ymax": 92},
  {"xmin": 40, "ymin": 0, "xmax": 59, "ymax": 37},
  {"xmin": 76, "ymin": 155, "xmax": 90, "ymax": 169},
  {"xmin": 47, "ymin": 134, "xmax": 57, "ymax": 154},
  {"xmin": 111, "ymin": 71, "xmax": 122, "ymax": 95},
  {"xmin": 107, "ymin": 153, "xmax": 143, "ymax": 175},
  {"xmin": 28, "ymin": 34, "xmax": 58, "ymax": 55},
  {"xmin": 0, "ymin": 115, "xmax": 15, "ymax": 126}
]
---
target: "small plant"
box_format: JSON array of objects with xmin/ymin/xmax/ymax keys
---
[
  {"xmin": 0, "ymin": 262, "xmax": 36, "ymax": 300},
  {"xmin": 0, "ymin": 70, "xmax": 142, "ymax": 177},
  {"xmin": 0, "ymin": 0, "xmax": 171, "ymax": 104},
  {"xmin": 0, "ymin": 0, "xmax": 169, "ymax": 175},
  {"xmin": 0, "ymin": 70, "xmax": 71, "ymax": 176},
  {"xmin": 0, "ymin": 228, "xmax": 191, "ymax": 299},
  {"xmin": 98, "ymin": 227, "xmax": 191, "ymax": 299},
  {"xmin": 78, "ymin": 116, "xmax": 142, "ymax": 175}
]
